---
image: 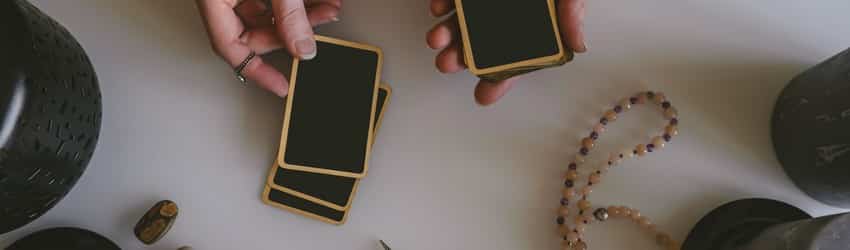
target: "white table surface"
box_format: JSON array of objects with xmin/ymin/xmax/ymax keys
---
[{"xmin": 3, "ymin": 0, "xmax": 850, "ymax": 249}]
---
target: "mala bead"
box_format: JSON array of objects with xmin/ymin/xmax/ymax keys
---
[
  {"xmin": 558, "ymin": 225, "xmax": 571, "ymax": 235},
  {"xmin": 575, "ymin": 154, "xmax": 586, "ymax": 164},
  {"xmin": 636, "ymin": 94, "xmax": 647, "ymax": 104},
  {"xmin": 638, "ymin": 216, "xmax": 654, "ymax": 229},
  {"xmin": 563, "ymin": 188, "xmax": 576, "ymax": 199},
  {"xmin": 593, "ymin": 123, "xmax": 605, "ymax": 134},
  {"xmin": 653, "ymin": 92, "xmax": 666, "ymax": 104},
  {"xmin": 604, "ymin": 110, "xmax": 618, "ymax": 122},
  {"xmin": 581, "ymin": 137, "xmax": 595, "ymax": 149},
  {"xmin": 608, "ymin": 154, "xmax": 622, "ymax": 166},
  {"xmin": 559, "ymin": 206, "xmax": 571, "ymax": 217},
  {"xmin": 573, "ymin": 241, "xmax": 588, "ymax": 250},
  {"xmin": 652, "ymin": 136, "xmax": 666, "ymax": 149},
  {"xmin": 578, "ymin": 200, "xmax": 592, "ymax": 210},
  {"xmin": 619, "ymin": 98, "xmax": 632, "ymax": 111},
  {"xmin": 656, "ymin": 232, "xmax": 672, "ymax": 246},
  {"xmin": 575, "ymin": 222, "xmax": 587, "ymax": 233},
  {"xmin": 607, "ymin": 206, "xmax": 622, "ymax": 217},
  {"xmin": 580, "ymin": 186, "xmax": 592, "ymax": 195},
  {"xmin": 665, "ymin": 125, "xmax": 678, "ymax": 136},
  {"xmin": 593, "ymin": 208, "xmax": 609, "ymax": 221},
  {"xmin": 635, "ymin": 144, "xmax": 648, "ymax": 156},
  {"xmin": 566, "ymin": 232, "xmax": 580, "ymax": 243},
  {"xmin": 630, "ymin": 209, "xmax": 642, "ymax": 220},
  {"xmin": 666, "ymin": 240, "xmax": 681, "ymax": 250},
  {"xmin": 620, "ymin": 207, "xmax": 632, "ymax": 218},
  {"xmin": 589, "ymin": 173, "xmax": 601, "ymax": 184},
  {"xmin": 566, "ymin": 170, "xmax": 579, "ymax": 180},
  {"xmin": 664, "ymin": 107, "xmax": 678, "ymax": 120},
  {"xmin": 623, "ymin": 149, "xmax": 635, "ymax": 159}
]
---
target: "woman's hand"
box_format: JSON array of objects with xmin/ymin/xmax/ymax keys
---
[
  {"xmin": 196, "ymin": 0, "xmax": 341, "ymax": 97},
  {"xmin": 426, "ymin": 0, "xmax": 587, "ymax": 105}
]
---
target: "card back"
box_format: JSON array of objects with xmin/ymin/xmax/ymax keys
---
[{"xmin": 278, "ymin": 36, "xmax": 383, "ymax": 178}]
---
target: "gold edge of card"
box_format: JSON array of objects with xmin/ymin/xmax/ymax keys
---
[
  {"xmin": 276, "ymin": 35, "xmax": 383, "ymax": 178},
  {"xmin": 376, "ymin": 84, "xmax": 392, "ymax": 135},
  {"xmin": 262, "ymin": 186, "xmax": 348, "ymax": 226},
  {"xmin": 266, "ymin": 163, "xmax": 352, "ymax": 211},
  {"xmin": 455, "ymin": 0, "xmax": 567, "ymax": 76},
  {"xmin": 276, "ymin": 48, "xmax": 300, "ymax": 173}
]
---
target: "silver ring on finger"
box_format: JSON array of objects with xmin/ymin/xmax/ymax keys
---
[{"xmin": 234, "ymin": 51, "xmax": 256, "ymax": 84}]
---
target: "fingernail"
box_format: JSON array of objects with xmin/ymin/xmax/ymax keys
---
[
  {"xmin": 331, "ymin": 17, "xmax": 340, "ymax": 22},
  {"xmin": 295, "ymin": 38, "xmax": 317, "ymax": 60}
]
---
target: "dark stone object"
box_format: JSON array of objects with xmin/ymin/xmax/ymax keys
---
[
  {"xmin": 134, "ymin": 200, "xmax": 179, "ymax": 245},
  {"xmin": 7, "ymin": 227, "xmax": 120, "ymax": 250},
  {"xmin": 772, "ymin": 47, "xmax": 850, "ymax": 208},
  {"xmin": 0, "ymin": 0, "xmax": 103, "ymax": 235},
  {"xmin": 684, "ymin": 198, "xmax": 850, "ymax": 250},
  {"xmin": 683, "ymin": 198, "xmax": 810, "ymax": 250}
]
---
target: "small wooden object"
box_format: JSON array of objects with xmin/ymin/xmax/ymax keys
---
[{"xmin": 134, "ymin": 200, "xmax": 179, "ymax": 245}]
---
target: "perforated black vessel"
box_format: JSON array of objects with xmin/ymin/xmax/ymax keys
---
[{"xmin": 0, "ymin": 0, "xmax": 102, "ymax": 235}]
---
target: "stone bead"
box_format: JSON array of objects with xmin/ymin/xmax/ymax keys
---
[
  {"xmin": 135, "ymin": 200, "xmax": 179, "ymax": 245},
  {"xmin": 652, "ymin": 136, "xmax": 666, "ymax": 149},
  {"xmin": 593, "ymin": 123, "xmax": 605, "ymax": 134},
  {"xmin": 575, "ymin": 154, "xmax": 586, "ymax": 164},
  {"xmin": 578, "ymin": 200, "xmax": 592, "ymax": 210},
  {"xmin": 636, "ymin": 94, "xmax": 647, "ymax": 104},
  {"xmin": 656, "ymin": 233, "xmax": 672, "ymax": 246},
  {"xmin": 620, "ymin": 207, "xmax": 632, "ymax": 218},
  {"xmin": 593, "ymin": 208, "xmax": 609, "ymax": 221},
  {"xmin": 576, "ymin": 215, "xmax": 591, "ymax": 224},
  {"xmin": 666, "ymin": 240, "xmax": 681, "ymax": 250},
  {"xmin": 566, "ymin": 232, "xmax": 580, "ymax": 243},
  {"xmin": 575, "ymin": 222, "xmax": 586, "ymax": 233},
  {"xmin": 559, "ymin": 225, "xmax": 571, "ymax": 236},
  {"xmin": 664, "ymin": 107, "xmax": 678, "ymax": 120},
  {"xmin": 581, "ymin": 137, "xmax": 595, "ymax": 149},
  {"xmin": 623, "ymin": 149, "xmax": 635, "ymax": 159},
  {"xmin": 608, "ymin": 206, "xmax": 622, "ymax": 217},
  {"xmin": 559, "ymin": 206, "xmax": 571, "ymax": 217},
  {"xmin": 653, "ymin": 92, "xmax": 666, "ymax": 104},
  {"xmin": 635, "ymin": 144, "xmax": 648, "ymax": 156},
  {"xmin": 665, "ymin": 125, "xmax": 679, "ymax": 136},
  {"xmin": 609, "ymin": 154, "xmax": 622, "ymax": 165},
  {"xmin": 580, "ymin": 186, "xmax": 592, "ymax": 195},
  {"xmin": 604, "ymin": 110, "xmax": 618, "ymax": 122},
  {"xmin": 619, "ymin": 98, "xmax": 632, "ymax": 111},
  {"xmin": 630, "ymin": 209, "xmax": 641, "ymax": 220},
  {"xmin": 573, "ymin": 241, "xmax": 588, "ymax": 250},
  {"xmin": 563, "ymin": 188, "xmax": 576, "ymax": 199},
  {"xmin": 589, "ymin": 173, "xmax": 601, "ymax": 184},
  {"xmin": 638, "ymin": 216, "xmax": 654, "ymax": 228},
  {"xmin": 566, "ymin": 170, "xmax": 579, "ymax": 180}
]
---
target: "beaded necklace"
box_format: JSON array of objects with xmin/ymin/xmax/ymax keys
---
[{"xmin": 557, "ymin": 91, "xmax": 680, "ymax": 250}]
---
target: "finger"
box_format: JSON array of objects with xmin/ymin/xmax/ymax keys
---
[
  {"xmin": 306, "ymin": 2, "xmax": 341, "ymax": 26},
  {"xmin": 435, "ymin": 43, "xmax": 466, "ymax": 73},
  {"xmin": 559, "ymin": 0, "xmax": 587, "ymax": 53},
  {"xmin": 430, "ymin": 0, "xmax": 454, "ymax": 17},
  {"xmin": 196, "ymin": 0, "xmax": 289, "ymax": 97},
  {"xmin": 242, "ymin": 27, "xmax": 283, "ymax": 54},
  {"xmin": 474, "ymin": 78, "xmax": 517, "ymax": 106},
  {"xmin": 426, "ymin": 15, "xmax": 458, "ymax": 50},
  {"xmin": 272, "ymin": 0, "xmax": 317, "ymax": 60},
  {"xmin": 241, "ymin": 56, "xmax": 290, "ymax": 97}
]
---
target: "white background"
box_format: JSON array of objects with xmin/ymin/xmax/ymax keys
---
[{"xmin": 2, "ymin": 0, "xmax": 850, "ymax": 249}]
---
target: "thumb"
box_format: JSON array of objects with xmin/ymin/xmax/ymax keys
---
[{"xmin": 272, "ymin": 0, "xmax": 316, "ymax": 60}]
